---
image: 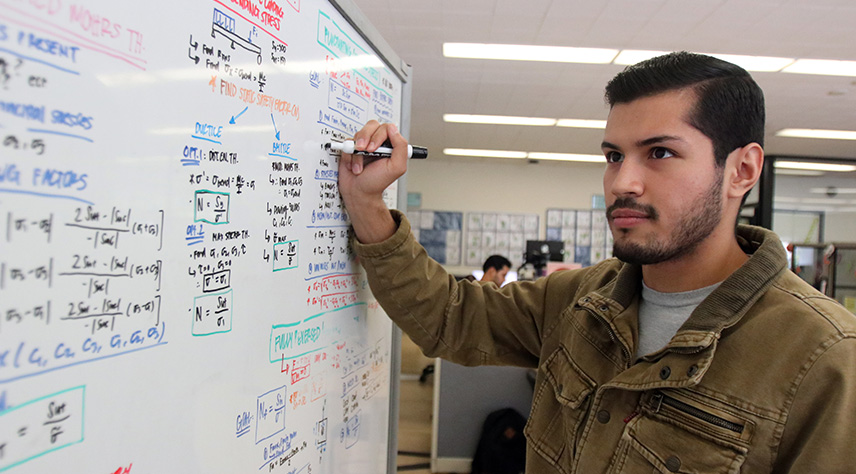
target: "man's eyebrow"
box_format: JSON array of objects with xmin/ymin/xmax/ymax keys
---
[
  {"xmin": 601, "ymin": 135, "xmax": 685, "ymax": 150},
  {"xmin": 637, "ymin": 135, "xmax": 684, "ymax": 147}
]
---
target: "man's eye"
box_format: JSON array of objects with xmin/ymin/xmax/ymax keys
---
[
  {"xmin": 651, "ymin": 147, "xmax": 674, "ymax": 159},
  {"xmin": 605, "ymin": 151, "xmax": 623, "ymax": 163}
]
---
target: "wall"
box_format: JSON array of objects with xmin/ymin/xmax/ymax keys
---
[
  {"xmin": 823, "ymin": 211, "xmax": 856, "ymax": 243},
  {"xmin": 408, "ymin": 157, "xmax": 605, "ymax": 216},
  {"xmin": 406, "ymin": 158, "xmax": 606, "ymax": 272},
  {"xmin": 433, "ymin": 361, "xmax": 534, "ymax": 472}
]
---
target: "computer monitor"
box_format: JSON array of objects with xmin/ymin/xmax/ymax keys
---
[{"xmin": 525, "ymin": 240, "xmax": 564, "ymax": 263}]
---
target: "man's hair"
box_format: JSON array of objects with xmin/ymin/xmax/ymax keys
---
[
  {"xmin": 604, "ymin": 51, "xmax": 765, "ymax": 167},
  {"xmin": 483, "ymin": 255, "xmax": 512, "ymax": 272}
]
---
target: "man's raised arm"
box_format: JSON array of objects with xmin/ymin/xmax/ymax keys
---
[{"xmin": 337, "ymin": 120, "xmax": 409, "ymax": 244}]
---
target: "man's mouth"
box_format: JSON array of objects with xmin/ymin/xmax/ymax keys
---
[{"xmin": 609, "ymin": 208, "xmax": 651, "ymax": 228}]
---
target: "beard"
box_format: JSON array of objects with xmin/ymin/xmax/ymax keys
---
[{"xmin": 609, "ymin": 170, "xmax": 724, "ymax": 265}]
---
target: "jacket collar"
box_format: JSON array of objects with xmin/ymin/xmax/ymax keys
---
[
  {"xmin": 596, "ymin": 225, "xmax": 788, "ymax": 388},
  {"xmin": 598, "ymin": 224, "xmax": 787, "ymax": 350}
]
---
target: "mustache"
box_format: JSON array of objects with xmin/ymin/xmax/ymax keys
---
[{"xmin": 606, "ymin": 197, "xmax": 659, "ymax": 221}]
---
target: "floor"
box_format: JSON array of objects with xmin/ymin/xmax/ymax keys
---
[
  {"xmin": 397, "ymin": 376, "xmax": 434, "ymax": 472},
  {"xmin": 396, "ymin": 334, "xmax": 448, "ymax": 474}
]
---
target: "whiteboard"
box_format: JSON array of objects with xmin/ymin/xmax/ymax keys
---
[{"xmin": 0, "ymin": 0, "xmax": 409, "ymax": 472}]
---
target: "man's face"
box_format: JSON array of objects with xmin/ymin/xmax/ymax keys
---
[
  {"xmin": 493, "ymin": 265, "xmax": 510, "ymax": 286},
  {"xmin": 601, "ymin": 89, "xmax": 725, "ymax": 265}
]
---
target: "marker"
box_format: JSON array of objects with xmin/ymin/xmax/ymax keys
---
[{"xmin": 326, "ymin": 140, "xmax": 428, "ymax": 159}]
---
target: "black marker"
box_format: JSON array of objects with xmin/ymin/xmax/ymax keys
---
[{"xmin": 326, "ymin": 140, "xmax": 428, "ymax": 159}]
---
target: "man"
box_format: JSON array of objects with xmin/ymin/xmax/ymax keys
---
[
  {"xmin": 481, "ymin": 254, "xmax": 511, "ymax": 286},
  {"xmin": 338, "ymin": 52, "xmax": 856, "ymax": 473}
]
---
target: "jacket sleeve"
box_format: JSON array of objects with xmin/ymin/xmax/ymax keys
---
[
  {"xmin": 353, "ymin": 210, "xmax": 557, "ymax": 368},
  {"xmin": 774, "ymin": 336, "xmax": 856, "ymax": 472}
]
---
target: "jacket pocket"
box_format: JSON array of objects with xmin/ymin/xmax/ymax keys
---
[
  {"xmin": 524, "ymin": 345, "xmax": 596, "ymax": 473},
  {"xmin": 610, "ymin": 391, "xmax": 750, "ymax": 474}
]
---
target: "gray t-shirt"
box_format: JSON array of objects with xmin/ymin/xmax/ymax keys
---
[{"xmin": 636, "ymin": 280, "xmax": 721, "ymax": 359}]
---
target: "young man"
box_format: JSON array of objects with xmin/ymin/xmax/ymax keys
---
[
  {"xmin": 481, "ymin": 254, "xmax": 512, "ymax": 286},
  {"xmin": 338, "ymin": 52, "xmax": 856, "ymax": 473}
]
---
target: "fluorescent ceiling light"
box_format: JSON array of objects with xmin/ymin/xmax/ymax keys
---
[
  {"xmin": 443, "ymin": 114, "xmax": 606, "ymax": 128},
  {"xmin": 443, "ymin": 43, "xmax": 618, "ymax": 64},
  {"xmin": 556, "ymin": 119, "xmax": 607, "ymax": 129},
  {"xmin": 443, "ymin": 148, "xmax": 527, "ymax": 159},
  {"xmin": 773, "ymin": 169, "xmax": 825, "ymax": 176},
  {"xmin": 527, "ymin": 152, "xmax": 604, "ymax": 163},
  {"xmin": 443, "ymin": 114, "xmax": 556, "ymax": 126},
  {"xmin": 445, "ymin": 43, "xmax": 856, "ymax": 77},
  {"xmin": 782, "ymin": 59, "xmax": 856, "ymax": 76},
  {"xmin": 775, "ymin": 161, "xmax": 856, "ymax": 172},
  {"xmin": 616, "ymin": 50, "xmax": 794, "ymax": 71},
  {"xmin": 776, "ymin": 128, "xmax": 856, "ymax": 140},
  {"xmin": 613, "ymin": 50, "xmax": 670, "ymax": 65},
  {"xmin": 702, "ymin": 53, "xmax": 794, "ymax": 72}
]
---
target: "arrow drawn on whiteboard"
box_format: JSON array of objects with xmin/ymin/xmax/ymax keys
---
[
  {"xmin": 229, "ymin": 106, "xmax": 248, "ymax": 124},
  {"xmin": 188, "ymin": 35, "xmax": 199, "ymax": 64},
  {"xmin": 271, "ymin": 114, "xmax": 281, "ymax": 140}
]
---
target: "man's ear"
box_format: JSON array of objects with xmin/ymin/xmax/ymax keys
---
[{"xmin": 725, "ymin": 143, "xmax": 764, "ymax": 200}]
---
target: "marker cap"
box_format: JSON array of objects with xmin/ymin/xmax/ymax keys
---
[{"xmin": 409, "ymin": 145, "xmax": 428, "ymax": 159}]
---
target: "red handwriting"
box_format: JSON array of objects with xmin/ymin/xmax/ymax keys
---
[
  {"xmin": 69, "ymin": 4, "xmax": 122, "ymax": 39},
  {"xmin": 326, "ymin": 56, "xmax": 371, "ymax": 99},
  {"xmin": 289, "ymin": 389, "xmax": 307, "ymax": 410},
  {"xmin": 213, "ymin": 77, "xmax": 299, "ymax": 120},
  {"xmin": 111, "ymin": 464, "xmax": 132, "ymax": 474},
  {"xmin": 25, "ymin": 0, "xmax": 62, "ymax": 15},
  {"xmin": 291, "ymin": 356, "xmax": 310, "ymax": 384},
  {"xmin": 306, "ymin": 274, "xmax": 359, "ymax": 294},
  {"xmin": 306, "ymin": 292, "xmax": 357, "ymax": 311},
  {"xmin": 227, "ymin": 0, "xmax": 284, "ymax": 30}
]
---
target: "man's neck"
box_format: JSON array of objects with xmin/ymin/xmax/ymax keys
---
[{"xmin": 641, "ymin": 227, "xmax": 748, "ymax": 293}]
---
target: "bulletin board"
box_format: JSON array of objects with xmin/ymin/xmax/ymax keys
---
[
  {"xmin": 408, "ymin": 209, "xmax": 463, "ymax": 266},
  {"xmin": 465, "ymin": 212, "xmax": 539, "ymax": 268},
  {"xmin": 546, "ymin": 208, "xmax": 613, "ymax": 267}
]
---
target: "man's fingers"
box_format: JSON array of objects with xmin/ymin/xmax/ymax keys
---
[
  {"xmin": 386, "ymin": 124, "xmax": 409, "ymax": 176},
  {"xmin": 353, "ymin": 120, "xmax": 380, "ymax": 151},
  {"xmin": 351, "ymin": 154, "xmax": 364, "ymax": 175},
  {"xmin": 368, "ymin": 125, "xmax": 391, "ymax": 152},
  {"xmin": 339, "ymin": 151, "xmax": 353, "ymax": 172}
]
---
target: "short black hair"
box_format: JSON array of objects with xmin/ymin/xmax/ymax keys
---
[
  {"xmin": 483, "ymin": 255, "xmax": 511, "ymax": 272},
  {"xmin": 604, "ymin": 51, "xmax": 765, "ymax": 167}
]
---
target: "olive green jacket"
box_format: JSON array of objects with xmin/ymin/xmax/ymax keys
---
[{"xmin": 355, "ymin": 210, "xmax": 856, "ymax": 473}]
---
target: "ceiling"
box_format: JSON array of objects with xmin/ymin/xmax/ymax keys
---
[{"xmin": 351, "ymin": 0, "xmax": 856, "ymax": 162}]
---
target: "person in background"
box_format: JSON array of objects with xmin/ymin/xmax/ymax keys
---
[
  {"xmin": 480, "ymin": 254, "xmax": 511, "ymax": 286},
  {"xmin": 337, "ymin": 52, "xmax": 856, "ymax": 473}
]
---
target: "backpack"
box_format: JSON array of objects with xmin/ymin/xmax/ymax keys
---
[{"xmin": 471, "ymin": 407, "xmax": 527, "ymax": 474}]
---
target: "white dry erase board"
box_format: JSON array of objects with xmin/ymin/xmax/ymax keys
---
[{"xmin": 0, "ymin": 0, "xmax": 410, "ymax": 471}]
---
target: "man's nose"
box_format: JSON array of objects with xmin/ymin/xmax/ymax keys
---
[{"xmin": 609, "ymin": 158, "xmax": 644, "ymax": 197}]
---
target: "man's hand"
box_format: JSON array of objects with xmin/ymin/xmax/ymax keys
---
[{"xmin": 338, "ymin": 120, "xmax": 409, "ymax": 244}]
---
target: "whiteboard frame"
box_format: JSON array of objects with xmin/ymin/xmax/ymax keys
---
[{"xmin": 325, "ymin": 1, "xmax": 412, "ymax": 472}]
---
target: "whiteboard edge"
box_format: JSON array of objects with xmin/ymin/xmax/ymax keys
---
[
  {"xmin": 327, "ymin": 0, "xmax": 412, "ymax": 82},
  {"xmin": 322, "ymin": 2, "xmax": 413, "ymax": 472}
]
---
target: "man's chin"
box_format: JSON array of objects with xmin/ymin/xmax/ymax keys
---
[{"xmin": 612, "ymin": 241, "xmax": 668, "ymax": 266}]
